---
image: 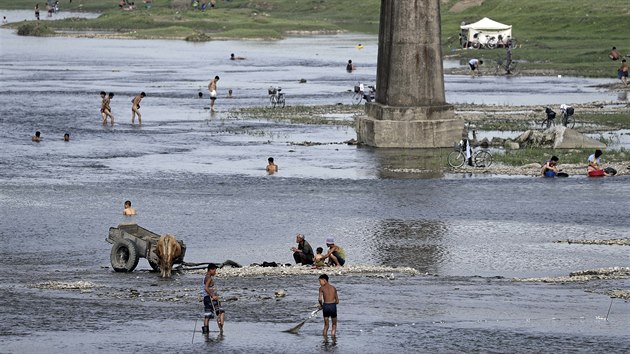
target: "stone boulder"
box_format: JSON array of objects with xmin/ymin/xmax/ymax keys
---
[
  {"xmin": 514, "ymin": 127, "xmax": 605, "ymax": 149},
  {"xmin": 551, "ymin": 126, "xmax": 606, "ymax": 149},
  {"xmin": 504, "ymin": 141, "xmax": 520, "ymax": 150}
]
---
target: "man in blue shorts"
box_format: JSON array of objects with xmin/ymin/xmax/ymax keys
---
[
  {"xmin": 318, "ymin": 274, "xmax": 339, "ymax": 337},
  {"xmin": 202, "ymin": 263, "xmax": 225, "ymax": 334}
]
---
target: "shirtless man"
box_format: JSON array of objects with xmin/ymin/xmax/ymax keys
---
[
  {"xmin": 32, "ymin": 131, "xmax": 41, "ymax": 142},
  {"xmin": 100, "ymin": 91, "xmax": 107, "ymax": 122},
  {"xmin": 208, "ymin": 76, "xmax": 220, "ymax": 112},
  {"xmin": 609, "ymin": 46, "xmax": 621, "ymax": 61},
  {"xmin": 123, "ymin": 200, "xmax": 136, "ymax": 216},
  {"xmin": 266, "ymin": 157, "xmax": 278, "ymax": 174},
  {"xmin": 202, "ymin": 263, "xmax": 225, "ymax": 334},
  {"xmin": 230, "ymin": 53, "xmax": 245, "ymax": 60},
  {"xmin": 102, "ymin": 92, "xmax": 115, "ymax": 126},
  {"xmin": 131, "ymin": 92, "xmax": 145, "ymax": 125},
  {"xmin": 318, "ymin": 274, "xmax": 339, "ymax": 337},
  {"xmin": 619, "ymin": 59, "xmax": 628, "ymax": 87}
]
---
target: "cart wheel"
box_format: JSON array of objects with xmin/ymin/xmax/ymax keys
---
[
  {"xmin": 110, "ymin": 238, "xmax": 140, "ymax": 272},
  {"xmin": 148, "ymin": 259, "xmax": 160, "ymax": 272}
]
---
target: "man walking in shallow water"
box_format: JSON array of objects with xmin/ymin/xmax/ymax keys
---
[
  {"xmin": 131, "ymin": 92, "xmax": 145, "ymax": 125},
  {"xmin": 318, "ymin": 274, "xmax": 339, "ymax": 337},
  {"xmin": 101, "ymin": 92, "xmax": 115, "ymax": 126}
]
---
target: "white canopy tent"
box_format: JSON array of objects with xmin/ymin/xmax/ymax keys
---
[{"xmin": 460, "ymin": 17, "xmax": 512, "ymax": 47}]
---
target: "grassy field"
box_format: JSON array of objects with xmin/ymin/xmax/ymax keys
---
[
  {"xmin": 2, "ymin": 0, "xmax": 629, "ymax": 76},
  {"xmin": 494, "ymin": 146, "xmax": 630, "ymax": 166}
]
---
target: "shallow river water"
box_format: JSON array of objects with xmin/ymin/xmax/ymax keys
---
[{"xmin": 1, "ymin": 28, "xmax": 629, "ymax": 353}]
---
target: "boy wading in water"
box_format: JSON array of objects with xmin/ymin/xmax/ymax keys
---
[
  {"xmin": 318, "ymin": 274, "xmax": 339, "ymax": 337},
  {"xmin": 208, "ymin": 76, "xmax": 219, "ymax": 112},
  {"xmin": 131, "ymin": 92, "xmax": 145, "ymax": 124},
  {"xmin": 101, "ymin": 92, "xmax": 115, "ymax": 126},
  {"xmin": 202, "ymin": 263, "xmax": 225, "ymax": 334}
]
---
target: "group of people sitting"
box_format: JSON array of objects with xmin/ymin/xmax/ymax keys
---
[
  {"xmin": 541, "ymin": 149, "xmax": 616, "ymax": 178},
  {"xmin": 291, "ymin": 234, "xmax": 346, "ymax": 268},
  {"xmin": 118, "ymin": 0, "xmax": 136, "ymax": 10},
  {"xmin": 192, "ymin": 0, "xmax": 216, "ymax": 10}
]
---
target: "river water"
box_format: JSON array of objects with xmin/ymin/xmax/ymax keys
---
[{"xmin": 1, "ymin": 27, "xmax": 629, "ymax": 353}]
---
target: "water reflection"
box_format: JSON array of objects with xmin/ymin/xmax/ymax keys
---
[
  {"xmin": 364, "ymin": 147, "xmax": 452, "ymax": 179},
  {"xmin": 370, "ymin": 219, "xmax": 447, "ymax": 273},
  {"xmin": 618, "ymin": 90, "xmax": 628, "ymax": 102}
]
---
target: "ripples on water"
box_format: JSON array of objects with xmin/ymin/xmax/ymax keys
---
[{"xmin": 1, "ymin": 29, "xmax": 629, "ymax": 353}]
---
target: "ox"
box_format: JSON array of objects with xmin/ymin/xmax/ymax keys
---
[{"xmin": 155, "ymin": 234, "xmax": 182, "ymax": 278}]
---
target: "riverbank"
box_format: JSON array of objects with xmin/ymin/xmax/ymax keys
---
[
  {"xmin": 232, "ymin": 102, "xmax": 630, "ymax": 174},
  {"xmin": 2, "ymin": 0, "xmax": 630, "ymax": 77}
]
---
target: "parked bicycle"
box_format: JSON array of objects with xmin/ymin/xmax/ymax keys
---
[
  {"xmin": 268, "ymin": 86, "xmax": 285, "ymax": 108},
  {"xmin": 448, "ymin": 141, "xmax": 493, "ymax": 168},
  {"xmin": 539, "ymin": 107, "xmax": 557, "ymax": 129},
  {"xmin": 468, "ymin": 33, "xmax": 497, "ymax": 49},
  {"xmin": 351, "ymin": 83, "xmax": 376, "ymax": 105},
  {"xmin": 560, "ymin": 104, "xmax": 575, "ymax": 128}
]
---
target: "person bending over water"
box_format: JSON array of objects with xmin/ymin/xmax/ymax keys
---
[{"xmin": 541, "ymin": 156, "xmax": 560, "ymax": 177}]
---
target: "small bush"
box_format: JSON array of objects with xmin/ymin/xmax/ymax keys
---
[
  {"xmin": 17, "ymin": 22, "xmax": 55, "ymax": 36},
  {"xmin": 184, "ymin": 31, "xmax": 211, "ymax": 41}
]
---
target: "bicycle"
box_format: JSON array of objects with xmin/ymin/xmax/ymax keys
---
[
  {"xmin": 494, "ymin": 56, "xmax": 518, "ymax": 75},
  {"xmin": 560, "ymin": 105, "xmax": 575, "ymax": 129},
  {"xmin": 539, "ymin": 107, "xmax": 556, "ymax": 129},
  {"xmin": 351, "ymin": 83, "xmax": 376, "ymax": 105},
  {"xmin": 447, "ymin": 141, "xmax": 493, "ymax": 168},
  {"xmin": 268, "ymin": 86, "xmax": 285, "ymax": 108}
]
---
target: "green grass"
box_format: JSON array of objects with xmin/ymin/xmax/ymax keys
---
[
  {"xmin": 471, "ymin": 112, "xmax": 630, "ymax": 132},
  {"xmin": 494, "ymin": 147, "xmax": 630, "ymax": 166},
  {"xmin": 2, "ymin": 0, "xmax": 629, "ymax": 76},
  {"xmin": 576, "ymin": 113, "xmax": 630, "ymax": 129},
  {"xmin": 441, "ymin": 0, "xmax": 630, "ymax": 77}
]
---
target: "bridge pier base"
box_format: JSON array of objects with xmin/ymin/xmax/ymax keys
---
[{"xmin": 356, "ymin": 0, "xmax": 462, "ymax": 148}]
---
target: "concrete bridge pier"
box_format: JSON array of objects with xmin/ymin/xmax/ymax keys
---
[{"xmin": 356, "ymin": 0, "xmax": 462, "ymax": 148}]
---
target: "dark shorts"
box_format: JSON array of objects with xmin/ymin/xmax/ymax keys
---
[
  {"xmin": 544, "ymin": 170, "xmax": 556, "ymax": 178},
  {"xmin": 469, "ymin": 63, "xmax": 477, "ymax": 71},
  {"xmin": 203, "ymin": 296, "xmax": 224, "ymax": 316},
  {"xmin": 622, "ymin": 71, "xmax": 629, "ymax": 78},
  {"xmin": 332, "ymin": 252, "xmax": 345, "ymax": 266},
  {"xmin": 322, "ymin": 303, "xmax": 337, "ymax": 318}
]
